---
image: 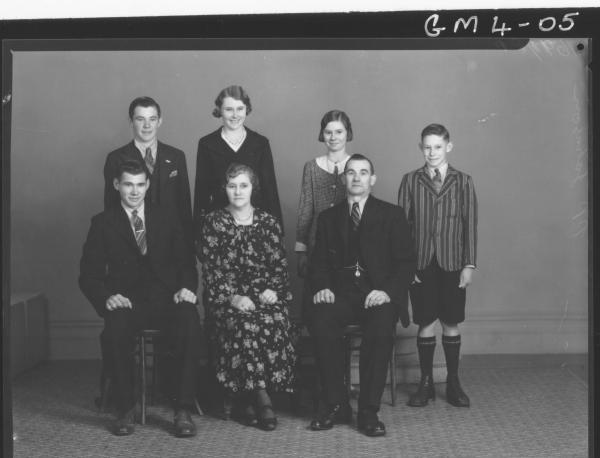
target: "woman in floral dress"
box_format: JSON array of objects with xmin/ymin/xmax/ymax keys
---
[{"xmin": 198, "ymin": 163, "xmax": 296, "ymax": 431}]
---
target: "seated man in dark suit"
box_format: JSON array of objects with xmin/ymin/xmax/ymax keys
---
[
  {"xmin": 80, "ymin": 160, "xmax": 201, "ymax": 437},
  {"xmin": 309, "ymin": 153, "xmax": 416, "ymax": 437}
]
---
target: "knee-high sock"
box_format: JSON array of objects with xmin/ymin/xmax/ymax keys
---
[
  {"xmin": 442, "ymin": 335, "xmax": 461, "ymax": 378},
  {"xmin": 417, "ymin": 336, "xmax": 436, "ymax": 377}
]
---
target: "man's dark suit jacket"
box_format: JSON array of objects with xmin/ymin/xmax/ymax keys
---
[
  {"xmin": 193, "ymin": 127, "xmax": 283, "ymax": 236},
  {"xmin": 103, "ymin": 141, "xmax": 193, "ymax": 243},
  {"xmin": 310, "ymin": 195, "xmax": 416, "ymax": 327},
  {"xmin": 79, "ymin": 204, "xmax": 198, "ymax": 318}
]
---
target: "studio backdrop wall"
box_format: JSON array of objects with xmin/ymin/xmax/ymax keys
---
[{"xmin": 9, "ymin": 39, "xmax": 588, "ymax": 359}]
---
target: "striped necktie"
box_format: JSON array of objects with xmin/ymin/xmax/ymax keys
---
[
  {"xmin": 131, "ymin": 209, "xmax": 147, "ymax": 255},
  {"xmin": 433, "ymin": 168, "xmax": 443, "ymax": 193},
  {"xmin": 351, "ymin": 202, "xmax": 361, "ymax": 229},
  {"xmin": 144, "ymin": 147, "xmax": 155, "ymax": 175}
]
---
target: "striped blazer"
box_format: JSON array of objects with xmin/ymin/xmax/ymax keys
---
[{"xmin": 398, "ymin": 165, "xmax": 477, "ymax": 271}]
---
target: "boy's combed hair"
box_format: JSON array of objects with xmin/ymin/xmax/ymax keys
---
[
  {"xmin": 421, "ymin": 123, "xmax": 450, "ymax": 141},
  {"xmin": 128, "ymin": 96, "xmax": 161, "ymax": 120},
  {"xmin": 115, "ymin": 160, "xmax": 149, "ymax": 181}
]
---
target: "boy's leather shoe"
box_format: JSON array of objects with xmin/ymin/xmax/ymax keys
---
[
  {"xmin": 407, "ymin": 374, "xmax": 435, "ymax": 407},
  {"xmin": 446, "ymin": 375, "xmax": 470, "ymax": 407}
]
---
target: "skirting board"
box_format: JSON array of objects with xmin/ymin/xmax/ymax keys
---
[{"xmin": 47, "ymin": 313, "xmax": 587, "ymax": 361}]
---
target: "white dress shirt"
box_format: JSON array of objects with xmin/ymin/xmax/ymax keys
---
[
  {"xmin": 347, "ymin": 195, "xmax": 368, "ymax": 217},
  {"xmin": 426, "ymin": 162, "xmax": 449, "ymax": 182},
  {"xmin": 134, "ymin": 139, "xmax": 157, "ymax": 162}
]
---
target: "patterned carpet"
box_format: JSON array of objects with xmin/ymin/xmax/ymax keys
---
[{"xmin": 12, "ymin": 357, "xmax": 588, "ymax": 458}]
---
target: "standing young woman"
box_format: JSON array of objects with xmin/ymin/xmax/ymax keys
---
[
  {"xmin": 193, "ymin": 85, "xmax": 283, "ymax": 238},
  {"xmin": 295, "ymin": 110, "xmax": 353, "ymax": 324}
]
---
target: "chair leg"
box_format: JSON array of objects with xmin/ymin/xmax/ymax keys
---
[
  {"xmin": 140, "ymin": 335, "xmax": 147, "ymax": 425},
  {"xmin": 194, "ymin": 396, "xmax": 205, "ymax": 416},
  {"xmin": 344, "ymin": 335, "xmax": 352, "ymax": 401},
  {"xmin": 150, "ymin": 342, "xmax": 158, "ymax": 405},
  {"xmin": 390, "ymin": 341, "xmax": 397, "ymax": 407},
  {"xmin": 97, "ymin": 376, "xmax": 112, "ymax": 413}
]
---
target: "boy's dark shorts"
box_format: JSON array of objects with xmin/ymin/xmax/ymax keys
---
[{"xmin": 409, "ymin": 257, "xmax": 466, "ymax": 326}]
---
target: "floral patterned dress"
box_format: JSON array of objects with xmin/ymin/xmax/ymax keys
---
[{"xmin": 199, "ymin": 208, "xmax": 296, "ymax": 394}]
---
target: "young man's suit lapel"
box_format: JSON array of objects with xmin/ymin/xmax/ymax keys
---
[
  {"xmin": 110, "ymin": 206, "xmax": 140, "ymax": 253},
  {"xmin": 416, "ymin": 165, "xmax": 459, "ymax": 198}
]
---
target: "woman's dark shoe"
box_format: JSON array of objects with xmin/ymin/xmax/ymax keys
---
[
  {"xmin": 407, "ymin": 374, "xmax": 435, "ymax": 407},
  {"xmin": 257, "ymin": 405, "xmax": 277, "ymax": 431}
]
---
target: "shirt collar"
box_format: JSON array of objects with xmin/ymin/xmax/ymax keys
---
[
  {"xmin": 426, "ymin": 162, "xmax": 449, "ymax": 180},
  {"xmin": 134, "ymin": 139, "xmax": 157, "ymax": 159},
  {"xmin": 121, "ymin": 202, "xmax": 145, "ymax": 222},
  {"xmin": 347, "ymin": 194, "xmax": 369, "ymax": 215}
]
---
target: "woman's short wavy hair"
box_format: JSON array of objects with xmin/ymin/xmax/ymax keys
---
[
  {"xmin": 223, "ymin": 163, "xmax": 260, "ymax": 198},
  {"xmin": 212, "ymin": 85, "xmax": 253, "ymax": 118},
  {"xmin": 318, "ymin": 109, "xmax": 353, "ymax": 142}
]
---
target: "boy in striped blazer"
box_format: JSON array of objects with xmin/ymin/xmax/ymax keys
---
[{"xmin": 398, "ymin": 123, "xmax": 477, "ymax": 408}]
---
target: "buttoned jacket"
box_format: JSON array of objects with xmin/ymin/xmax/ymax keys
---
[{"xmin": 398, "ymin": 165, "xmax": 477, "ymax": 271}]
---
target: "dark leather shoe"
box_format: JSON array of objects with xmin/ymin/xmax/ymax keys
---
[
  {"xmin": 446, "ymin": 375, "xmax": 470, "ymax": 407},
  {"xmin": 113, "ymin": 406, "xmax": 136, "ymax": 436},
  {"xmin": 257, "ymin": 405, "xmax": 277, "ymax": 431},
  {"xmin": 407, "ymin": 374, "xmax": 435, "ymax": 407},
  {"xmin": 310, "ymin": 403, "xmax": 352, "ymax": 431},
  {"xmin": 174, "ymin": 409, "xmax": 197, "ymax": 437},
  {"xmin": 357, "ymin": 410, "xmax": 386, "ymax": 437}
]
